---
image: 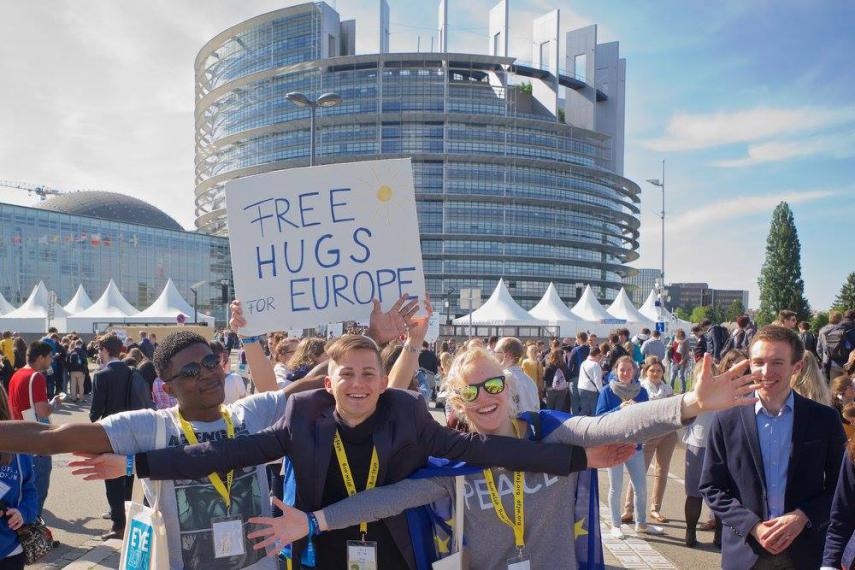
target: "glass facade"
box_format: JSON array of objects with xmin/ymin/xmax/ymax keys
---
[
  {"xmin": 0, "ymin": 203, "xmax": 231, "ymax": 323},
  {"xmin": 195, "ymin": 3, "xmax": 640, "ymax": 314}
]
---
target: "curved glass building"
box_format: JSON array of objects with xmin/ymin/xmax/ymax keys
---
[{"xmin": 195, "ymin": 1, "xmax": 640, "ymax": 314}]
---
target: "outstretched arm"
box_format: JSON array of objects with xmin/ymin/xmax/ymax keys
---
[
  {"xmin": 0, "ymin": 421, "xmax": 113, "ymax": 455},
  {"xmin": 388, "ymin": 295, "xmax": 433, "ymax": 390}
]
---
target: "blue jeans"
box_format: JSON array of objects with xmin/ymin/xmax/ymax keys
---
[
  {"xmin": 33, "ymin": 455, "xmax": 52, "ymax": 517},
  {"xmin": 670, "ymin": 365, "xmax": 687, "ymax": 393},
  {"xmin": 607, "ymin": 448, "xmax": 647, "ymax": 526}
]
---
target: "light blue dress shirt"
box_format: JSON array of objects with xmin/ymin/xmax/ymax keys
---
[{"xmin": 755, "ymin": 390, "xmax": 795, "ymax": 519}]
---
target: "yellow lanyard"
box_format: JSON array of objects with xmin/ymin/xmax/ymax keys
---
[
  {"xmin": 333, "ymin": 431, "xmax": 379, "ymax": 538},
  {"xmin": 177, "ymin": 406, "xmax": 235, "ymax": 511},
  {"xmin": 482, "ymin": 421, "xmax": 525, "ymax": 552}
]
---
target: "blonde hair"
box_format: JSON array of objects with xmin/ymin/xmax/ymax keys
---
[
  {"xmin": 791, "ymin": 352, "xmax": 831, "ymax": 406},
  {"xmin": 288, "ymin": 337, "xmax": 327, "ymax": 370},
  {"xmin": 439, "ymin": 351, "xmax": 453, "ymax": 376},
  {"xmin": 442, "ymin": 347, "xmax": 518, "ymax": 428}
]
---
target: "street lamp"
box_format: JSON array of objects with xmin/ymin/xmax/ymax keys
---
[
  {"xmin": 190, "ymin": 280, "xmax": 208, "ymax": 325},
  {"xmin": 285, "ymin": 91, "xmax": 342, "ymax": 166},
  {"xmin": 647, "ymin": 160, "xmax": 666, "ymax": 325}
]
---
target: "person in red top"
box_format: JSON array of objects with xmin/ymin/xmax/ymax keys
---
[{"xmin": 8, "ymin": 341, "xmax": 61, "ymax": 517}]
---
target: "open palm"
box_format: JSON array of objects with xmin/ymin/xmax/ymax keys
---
[
  {"xmin": 693, "ymin": 353, "xmax": 759, "ymax": 412},
  {"xmin": 367, "ymin": 295, "xmax": 420, "ymax": 344},
  {"xmin": 248, "ymin": 498, "xmax": 310, "ymax": 556}
]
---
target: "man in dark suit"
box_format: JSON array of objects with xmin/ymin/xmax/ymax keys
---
[
  {"xmin": 700, "ymin": 325, "xmax": 846, "ymax": 569},
  {"xmin": 89, "ymin": 333, "xmax": 153, "ymax": 540}
]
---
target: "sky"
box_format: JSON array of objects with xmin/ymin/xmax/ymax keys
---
[{"xmin": 1, "ymin": 0, "xmax": 853, "ymax": 310}]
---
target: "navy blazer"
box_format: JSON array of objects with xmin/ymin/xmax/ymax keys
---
[
  {"xmin": 700, "ymin": 391, "xmax": 846, "ymax": 569},
  {"xmin": 135, "ymin": 388, "xmax": 582, "ymax": 569}
]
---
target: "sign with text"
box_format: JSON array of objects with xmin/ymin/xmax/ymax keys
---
[{"xmin": 225, "ymin": 159, "xmax": 425, "ymax": 335}]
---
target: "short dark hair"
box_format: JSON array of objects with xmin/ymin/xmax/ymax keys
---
[
  {"xmin": 652, "ymin": 330, "xmax": 661, "ymax": 338},
  {"xmin": 208, "ymin": 340, "xmax": 226, "ymax": 357},
  {"xmin": 798, "ymin": 321, "xmax": 810, "ymax": 331},
  {"xmin": 846, "ymin": 309, "xmax": 855, "ymax": 321},
  {"xmin": 749, "ymin": 325, "xmax": 804, "ymax": 364},
  {"xmin": 691, "ymin": 325, "xmax": 703, "ymax": 334},
  {"xmin": 700, "ymin": 319, "xmax": 712, "ymax": 327},
  {"xmin": 576, "ymin": 331, "xmax": 588, "ymax": 342},
  {"xmin": 47, "ymin": 327, "xmax": 58, "ymax": 334},
  {"xmin": 736, "ymin": 315, "xmax": 750, "ymax": 328},
  {"xmin": 589, "ymin": 345, "xmax": 601, "ymax": 357},
  {"xmin": 487, "ymin": 335, "xmax": 499, "ymax": 345},
  {"xmin": 778, "ymin": 310, "xmax": 797, "ymax": 321},
  {"xmin": 26, "ymin": 341, "xmax": 52, "ymax": 364},
  {"xmin": 153, "ymin": 331, "xmax": 209, "ymax": 378},
  {"xmin": 608, "ymin": 333, "xmax": 619, "ymax": 344},
  {"xmin": 641, "ymin": 328, "xmax": 651, "ymax": 336},
  {"xmin": 97, "ymin": 333, "xmax": 124, "ymax": 358}
]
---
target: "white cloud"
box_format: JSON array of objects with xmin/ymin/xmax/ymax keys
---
[
  {"xmin": 644, "ymin": 105, "xmax": 855, "ymax": 152},
  {"xmin": 713, "ymin": 130, "xmax": 855, "ymax": 167},
  {"xmin": 638, "ymin": 189, "xmax": 837, "ymax": 238}
]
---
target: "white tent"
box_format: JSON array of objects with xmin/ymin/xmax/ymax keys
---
[
  {"xmin": 528, "ymin": 283, "xmax": 583, "ymax": 336},
  {"xmin": 66, "ymin": 279, "xmax": 139, "ymax": 333},
  {"xmin": 608, "ymin": 288, "xmax": 655, "ymax": 325},
  {"xmin": 453, "ymin": 279, "xmax": 546, "ymax": 327},
  {"xmin": 638, "ymin": 289, "xmax": 693, "ymax": 331},
  {"xmin": 0, "ymin": 291, "xmax": 15, "ymax": 316},
  {"xmin": 0, "ymin": 281, "xmax": 68, "ymax": 333},
  {"xmin": 63, "ymin": 285, "xmax": 93, "ymax": 314},
  {"xmin": 128, "ymin": 278, "xmax": 215, "ymax": 327},
  {"xmin": 570, "ymin": 285, "xmax": 621, "ymax": 323}
]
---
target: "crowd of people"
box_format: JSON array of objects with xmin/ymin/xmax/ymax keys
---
[{"xmin": 0, "ymin": 304, "xmax": 850, "ymax": 569}]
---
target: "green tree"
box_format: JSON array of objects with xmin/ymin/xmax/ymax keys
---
[
  {"xmin": 674, "ymin": 307, "xmax": 691, "ymax": 321},
  {"xmin": 690, "ymin": 306, "xmax": 710, "ymax": 324},
  {"xmin": 725, "ymin": 299, "xmax": 746, "ymax": 322},
  {"xmin": 757, "ymin": 202, "xmax": 811, "ymax": 324},
  {"xmin": 833, "ymin": 272, "xmax": 855, "ymax": 311},
  {"xmin": 811, "ymin": 311, "xmax": 829, "ymax": 334}
]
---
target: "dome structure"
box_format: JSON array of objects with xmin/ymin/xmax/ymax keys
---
[{"xmin": 37, "ymin": 191, "xmax": 183, "ymax": 231}]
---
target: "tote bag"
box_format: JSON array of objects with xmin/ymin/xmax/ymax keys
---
[
  {"xmin": 20, "ymin": 373, "xmax": 40, "ymax": 422},
  {"xmin": 119, "ymin": 414, "xmax": 169, "ymax": 570}
]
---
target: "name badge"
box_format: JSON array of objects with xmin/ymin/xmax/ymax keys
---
[
  {"xmin": 506, "ymin": 553, "xmax": 531, "ymax": 570},
  {"xmin": 212, "ymin": 516, "xmax": 246, "ymax": 558},
  {"xmin": 346, "ymin": 540, "xmax": 377, "ymax": 570}
]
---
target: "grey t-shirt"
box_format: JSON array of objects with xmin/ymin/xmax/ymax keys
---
[
  {"xmin": 100, "ymin": 391, "xmax": 287, "ymax": 570},
  {"xmin": 323, "ymin": 396, "xmax": 686, "ymax": 569}
]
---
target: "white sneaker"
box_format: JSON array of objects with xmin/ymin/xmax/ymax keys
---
[
  {"xmin": 636, "ymin": 523, "xmax": 664, "ymax": 536},
  {"xmin": 610, "ymin": 526, "xmax": 625, "ymax": 539}
]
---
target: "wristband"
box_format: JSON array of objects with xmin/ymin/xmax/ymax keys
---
[
  {"xmin": 402, "ymin": 343, "xmax": 420, "ymax": 355},
  {"xmin": 240, "ymin": 335, "xmax": 265, "ymax": 346},
  {"xmin": 300, "ymin": 511, "xmax": 318, "ymax": 567},
  {"xmin": 126, "ymin": 455, "xmax": 134, "ymax": 477}
]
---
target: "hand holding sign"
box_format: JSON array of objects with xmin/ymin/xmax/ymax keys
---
[{"xmin": 226, "ymin": 159, "xmax": 426, "ymax": 335}]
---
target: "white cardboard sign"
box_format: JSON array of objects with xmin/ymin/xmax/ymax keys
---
[{"xmin": 225, "ymin": 159, "xmax": 426, "ymax": 335}]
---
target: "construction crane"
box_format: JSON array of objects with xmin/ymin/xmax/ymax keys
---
[{"xmin": 0, "ymin": 180, "xmax": 63, "ymax": 200}]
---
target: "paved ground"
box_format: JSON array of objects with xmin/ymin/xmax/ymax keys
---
[{"xmin": 34, "ymin": 400, "xmax": 721, "ymax": 569}]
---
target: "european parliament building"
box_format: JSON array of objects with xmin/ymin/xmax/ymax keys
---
[{"xmin": 194, "ymin": 1, "xmax": 640, "ymax": 315}]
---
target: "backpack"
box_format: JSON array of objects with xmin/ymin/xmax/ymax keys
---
[
  {"xmin": 69, "ymin": 351, "xmax": 82, "ymax": 368},
  {"xmin": 825, "ymin": 323, "xmax": 855, "ymax": 365},
  {"xmin": 632, "ymin": 344, "xmax": 643, "ymax": 364}
]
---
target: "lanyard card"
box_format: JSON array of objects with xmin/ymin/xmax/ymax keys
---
[
  {"xmin": 212, "ymin": 516, "xmax": 246, "ymax": 559},
  {"xmin": 506, "ymin": 553, "xmax": 531, "ymax": 570},
  {"xmin": 347, "ymin": 540, "xmax": 377, "ymax": 570}
]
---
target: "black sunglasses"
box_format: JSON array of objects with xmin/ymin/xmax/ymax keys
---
[
  {"xmin": 163, "ymin": 353, "xmax": 221, "ymax": 382},
  {"xmin": 457, "ymin": 375, "xmax": 506, "ymax": 402}
]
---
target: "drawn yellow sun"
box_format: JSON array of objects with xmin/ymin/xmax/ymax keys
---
[{"xmin": 377, "ymin": 185, "xmax": 393, "ymax": 202}]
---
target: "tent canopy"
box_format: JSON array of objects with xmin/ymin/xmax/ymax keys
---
[
  {"xmin": 570, "ymin": 285, "xmax": 622, "ymax": 323},
  {"xmin": 0, "ymin": 291, "xmax": 15, "ymax": 316},
  {"xmin": 453, "ymin": 279, "xmax": 545, "ymax": 327},
  {"xmin": 128, "ymin": 278, "xmax": 215, "ymax": 326},
  {"xmin": 638, "ymin": 289, "xmax": 693, "ymax": 331},
  {"xmin": 68, "ymin": 279, "xmax": 138, "ymax": 319},
  {"xmin": 607, "ymin": 288, "xmax": 654, "ymax": 325},
  {"xmin": 0, "ymin": 281, "xmax": 68, "ymax": 333},
  {"xmin": 528, "ymin": 283, "xmax": 582, "ymax": 323},
  {"xmin": 63, "ymin": 285, "xmax": 93, "ymax": 314}
]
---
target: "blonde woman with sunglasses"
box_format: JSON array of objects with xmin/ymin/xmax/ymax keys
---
[{"xmin": 246, "ymin": 347, "xmax": 759, "ymax": 569}]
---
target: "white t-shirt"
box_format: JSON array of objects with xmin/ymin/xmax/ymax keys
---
[
  {"xmin": 505, "ymin": 365, "xmax": 540, "ymax": 413},
  {"xmin": 100, "ymin": 392, "xmax": 286, "ymax": 570},
  {"xmin": 223, "ymin": 372, "xmax": 247, "ymax": 405},
  {"xmin": 578, "ymin": 360, "xmax": 603, "ymax": 393}
]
